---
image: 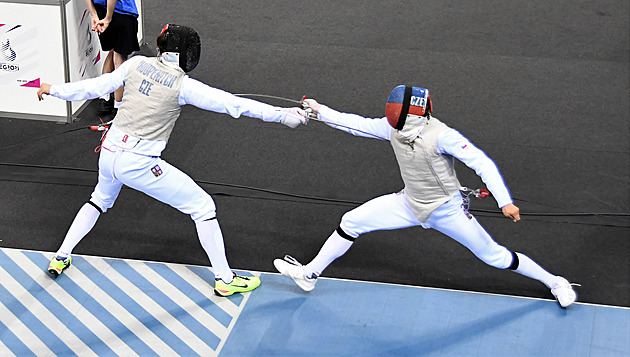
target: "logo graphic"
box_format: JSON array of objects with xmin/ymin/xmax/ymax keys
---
[
  {"xmin": 1, "ymin": 24, "xmax": 40, "ymax": 86},
  {"xmin": 1, "ymin": 25, "xmax": 21, "ymax": 74},
  {"xmin": 151, "ymin": 165, "xmax": 163, "ymax": 177},
  {"xmin": 1, "ymin": 36, "xmax": 19, "ymax": 72},
  {"xmin": 1, "ymin": 38, "xmax": 16, "ymax": 61}
]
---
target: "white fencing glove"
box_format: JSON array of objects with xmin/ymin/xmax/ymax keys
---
[{"xmin": 275, "ymin": 107, "xmax": 307, "ymax": 128}]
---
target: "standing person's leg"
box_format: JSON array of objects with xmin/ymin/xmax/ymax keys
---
[
  {"xmin": 96, "ymin": 51, "xmax": 115, "ymax": 113},
  {"xmin": 93, "ymin": 6, "xmax": 139, "ymax": 113},
  {"xmin": 101, "ymin": 50, "xmax": 114, "ymax": 75},
  {"xmin": 115, "ymin": 152, "xmax": 259, "ymax": 296},
  {"xmin": 109, "ymin": 11, "xmax": 139, "ymax": 111},
  {"xmin": 274, "ymin": 191, "xmax": 421, "ymax": 291},
  {"xmin": 93, "ymin": 3, "xmax": 115, "ymax": 114},
  {"xmin": 49, "ymin": 148, "xmax": 123, "ymax": 276},
  {"xmin": 111, "ymin": 51, "xmax": 127, "ymax": 105},
  {"xmin": 426, "ymin": 194, "xmax": 577, "ymax": 307}
]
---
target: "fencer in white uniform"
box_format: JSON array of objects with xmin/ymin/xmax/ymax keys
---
[
  {"xmin": 38, "ymin": 24, "xmax": 306, "ymax": 296},
  {"xmin": 274, "ymin": 85, "xmax": 578, "ymax": 307}
]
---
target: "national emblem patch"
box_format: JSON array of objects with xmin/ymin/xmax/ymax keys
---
[{"xmin": 151, "ymin": 165, "xmax": 163, "ymax": 177}]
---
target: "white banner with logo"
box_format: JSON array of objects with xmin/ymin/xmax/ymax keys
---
[
  {"xmin": 0, "ymin": 0, "xmax": 143, "ymax": 122},
  {"xmin": 0, "ymin": 2, "xmax": 68, "ymax": 119}
]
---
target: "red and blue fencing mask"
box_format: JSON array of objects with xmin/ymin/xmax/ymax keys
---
[{"xmin": 385, "ymin": 85, "xmax": 432, "ymax": 129}]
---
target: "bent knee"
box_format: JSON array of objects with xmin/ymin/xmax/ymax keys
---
[
  {"xmin": 338, "ymin": 211, "xmax": 363, "ymax": 239},
  {"xmin": 193, "ymin": 209, "xmax": 217, "ymax": 222},
  {"xmin": 475, "ymin": 244, "xmax": 513, "ymax": 269},
  {"xmin": 189, "ymin": 195, "xmax": 217, "ymax": 222}
]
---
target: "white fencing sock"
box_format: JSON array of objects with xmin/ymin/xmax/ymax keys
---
[
  {"xmin": 195, "ymin": 219, "xmax": 233, "ymax": 283},
  {"xmin": 513, "ymin": 252, "xmax": 557, "ymax": 288},
  {"xmin": 305, "ymin": 230, "xmax": 353, "ymax": 278},
  {"xmin": 57, "ymin": 203, "xmax": 101, "ymax": 257}
]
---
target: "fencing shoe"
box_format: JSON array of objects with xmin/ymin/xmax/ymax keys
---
[
  {"xmin": 98, "ymin": 95, "xmax": 113, "ymax": 115},
  {"xmin": 214, "ymin": 274, "xmax": 261, "ymax": 297},
  {"xmin": 550, "ymin": 276, "xmax": 578, "ymax": 308},
  {"xmin": 274, "ymin": 255, "xmax": 317, "ymax": 291},
  {"xmin": 48, "ymin": 255, "xmax": 72, "ymax": 277}
]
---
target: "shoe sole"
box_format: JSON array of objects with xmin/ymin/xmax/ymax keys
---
[
  {"xmin": 214, "ymin": 288, "xmax": 253, "ymax": 297},
  {"xmin": 213, "ymin": 280, "xmax": 261, "ymax": 297},
  {"xmin": 213, "ymin": 286, "xmax": 259, "ymax": 297},
  {"xmin": 214, "ymin": 289, "xmax": 233, "ymax": 297}
]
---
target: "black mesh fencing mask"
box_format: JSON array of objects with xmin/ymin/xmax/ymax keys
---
[{"xmin": 158, "ymin": 24, "xmax": 201, "ymax": 72}]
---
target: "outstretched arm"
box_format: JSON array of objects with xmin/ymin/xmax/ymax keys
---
[
  {"xmin": 179, "ymin": 78, "xmax": 306, "ymax": 128},
  {"xmin": 37, "ymin": 60, "xmax": 129, "ymax": 101},
  {"xmin": 303, "ymin": 98, "xmax": 391, "ymax": 141}
]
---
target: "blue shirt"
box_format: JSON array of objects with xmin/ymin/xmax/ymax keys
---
[{"xmin": 93, "ymin": 0, "xmax": 138, "ymax": 17}]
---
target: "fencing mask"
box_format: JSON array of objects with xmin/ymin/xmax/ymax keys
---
[
  {"xmin": 157, "ymin": 24, "xmax": 201, "ymax": 72},
  {"xmin": 385, "ymin": 85, "xmax": 432, "ymax": 130}
]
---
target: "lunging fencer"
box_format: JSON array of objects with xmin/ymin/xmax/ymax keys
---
[
  {"xmin": 37, "ymin": 24, "xmax": 307, "ymax": 297},
  {"xmin": 274, "ymin": 85, "xmax": 578, "ymax": 307}
]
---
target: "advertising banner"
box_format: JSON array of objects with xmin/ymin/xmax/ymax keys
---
[
  {"xmin": 0, "ymin": 0, "xmax": 144, "ymax": 123},
  {"xmin": 0, "ymin": 2, "xmax": 67, "ymax": 119}
]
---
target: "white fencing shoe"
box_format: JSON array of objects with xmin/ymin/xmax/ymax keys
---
[
  {"xmin": 274, "ymin": 255, "xmax": 317, "ymax": 292},
  {"xmin": 550, "ymin": 276, "xmax": 578, "ymax": 308}
]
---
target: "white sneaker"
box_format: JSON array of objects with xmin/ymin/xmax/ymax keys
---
[
  {"xmin": 550, "ymin": 276, "xmax": 578, "ymax": 308},
  {"xmin": 273, "ymin": 255, "xmax": 317, "ymax": 292}
]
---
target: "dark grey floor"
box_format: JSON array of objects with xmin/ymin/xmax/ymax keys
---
[{"xmin": 1, "ymin": 0, "xmax": 628, "ymax": 306}]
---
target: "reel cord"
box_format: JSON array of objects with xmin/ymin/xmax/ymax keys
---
[
  {"xmin": 1, "ymin": 162, "xmax": 628, "ymax": 228},
  {"xmin": 0, "ymin": 127, "xmax": 88, "ymax": 151},
  {"xmin": 1, "ymin": 94, "xmax": 628, "ymax": 227}
]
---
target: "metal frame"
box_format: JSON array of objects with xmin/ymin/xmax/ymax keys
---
[{"xmin": 59, "ymin": 0, "xmax": 73, "ymax": 123}]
